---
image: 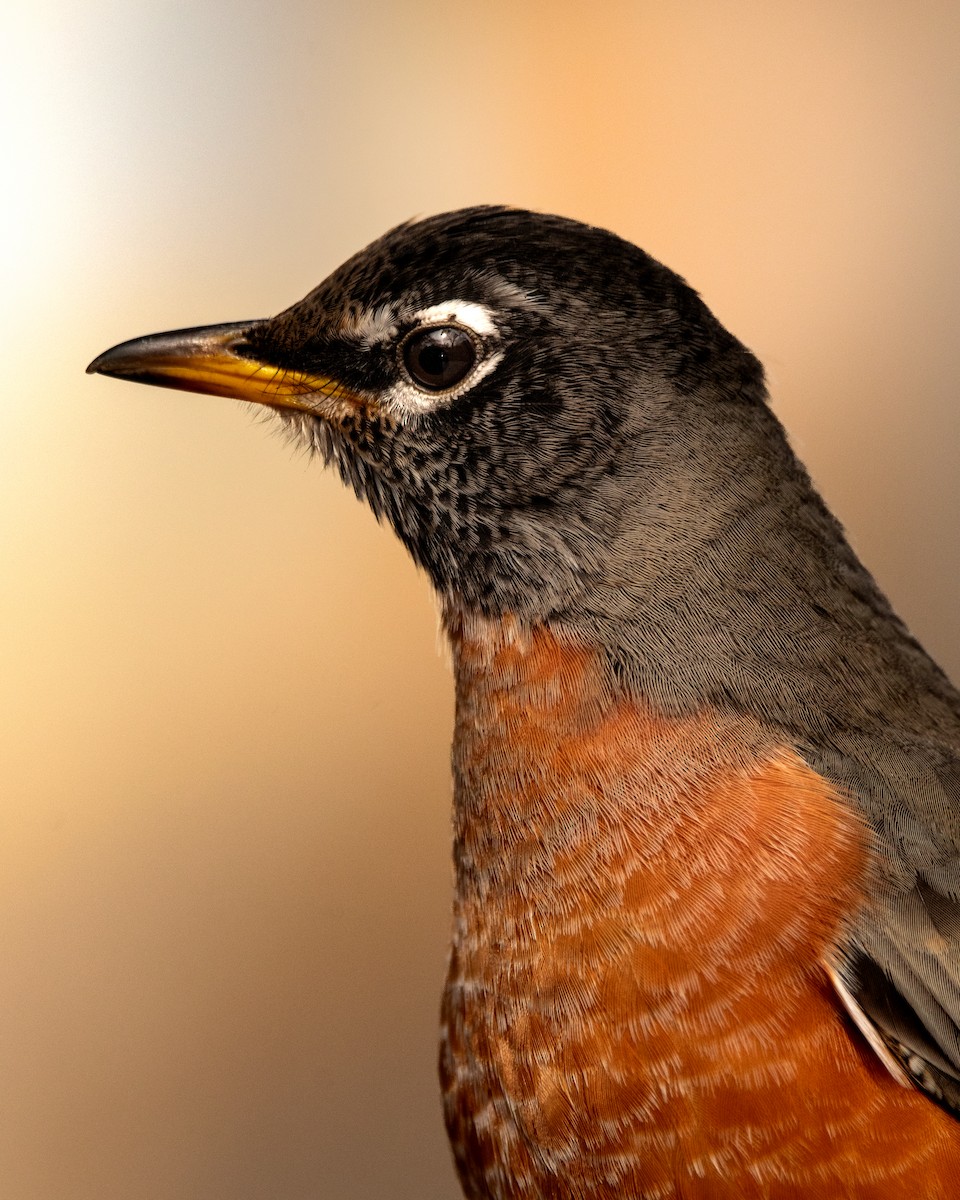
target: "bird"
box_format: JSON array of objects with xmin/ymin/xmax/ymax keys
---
[{"xmin": 88, "ymin": 206, "xmax": 960, "ymax": 1198}]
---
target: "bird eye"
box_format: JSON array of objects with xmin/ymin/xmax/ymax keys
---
[{"xmin": 401, "ymin": 325, "xmax": 478, "ymax": 392}]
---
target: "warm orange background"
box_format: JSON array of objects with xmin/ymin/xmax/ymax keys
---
[{"xmin": 3, "ymin": 4, "xmax": 959, "ymax": 1197}]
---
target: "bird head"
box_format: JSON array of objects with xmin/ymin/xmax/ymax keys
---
[{"xmin": 88, "ymin": 207, "xmax": 768, "ymax": 624}]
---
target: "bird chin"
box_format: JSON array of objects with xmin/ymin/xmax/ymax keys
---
[{"xmin": 262, "ymin": 403, "xmax": 341, "ymax": 460}]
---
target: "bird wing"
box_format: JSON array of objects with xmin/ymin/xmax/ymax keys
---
[{"xmin": 818, "ymin": 734, "xmax": 960, "ymax": 1116}]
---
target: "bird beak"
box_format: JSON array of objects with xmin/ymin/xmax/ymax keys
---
[{"xmin": 86, "ymin": 321, "xmax": 353, "ymax": 414}]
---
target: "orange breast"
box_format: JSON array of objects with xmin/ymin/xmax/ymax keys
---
[{"xmin": 439, "ymin": 617, "xmax": 960, "ymax": 1199}]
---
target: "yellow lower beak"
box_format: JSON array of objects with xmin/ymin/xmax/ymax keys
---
[{"xmin": 87, "ymin": 322, "xmax": 355, "ymax": 414}]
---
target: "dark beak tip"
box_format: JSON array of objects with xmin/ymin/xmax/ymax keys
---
[
  {"xmin": 85, "ymin": 337, "xmax": 153, "ymax": 380},
  {"xmin": 86, "ymin": 343, "xmax": 148, "ymax": 379},
  {"xmin": 86, "ymin": 345, "xmax": 134, "ymax": 378},
  {"xmin": 85, "ymin": 321, "xmax": 262, "ymax": 381}
]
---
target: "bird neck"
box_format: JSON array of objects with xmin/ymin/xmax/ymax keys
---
[
  {"xmin": 549, "ymin": 398, "xmax": 957, "ymax": 741},
  {"xmin": 443, "ymin": 611, "xmax": 772, "ymax": 903}
]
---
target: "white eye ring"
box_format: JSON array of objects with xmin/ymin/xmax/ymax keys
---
[{"xmin": 376, "ymin": 299, "xmax": 505, "ymax": 418}]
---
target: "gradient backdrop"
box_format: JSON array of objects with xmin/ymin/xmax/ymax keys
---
[{"xmin": 3, "ymin": 3, "xmax": 959, "ymax": 1197}]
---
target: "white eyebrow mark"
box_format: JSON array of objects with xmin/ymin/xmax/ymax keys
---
[{"xmin": 412, "ymin": 300, "xmax": 498, "ymax": 338}]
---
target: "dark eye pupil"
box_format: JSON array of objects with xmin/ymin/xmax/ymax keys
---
[
  {"xmin": 403, "ymin": 326, "xmax": 477, "ymax": 391},
  {"xmin": 418, "ymin": 343, "xmax": 449, "ymax": 379}
]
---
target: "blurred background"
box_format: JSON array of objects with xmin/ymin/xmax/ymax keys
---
[{"xmin": 2, "ymin": 2, "xmax": 959, "ymax": 1197}]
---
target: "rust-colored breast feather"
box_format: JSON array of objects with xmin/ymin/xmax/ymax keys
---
[{"xmin": 440, "ymin": 620, "xmax": 960, "ymax": 1199}]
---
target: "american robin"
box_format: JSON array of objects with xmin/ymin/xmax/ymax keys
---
[{"xmin": 88, "ymin": 207, "xmax": 960, "ymax": 1198}]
